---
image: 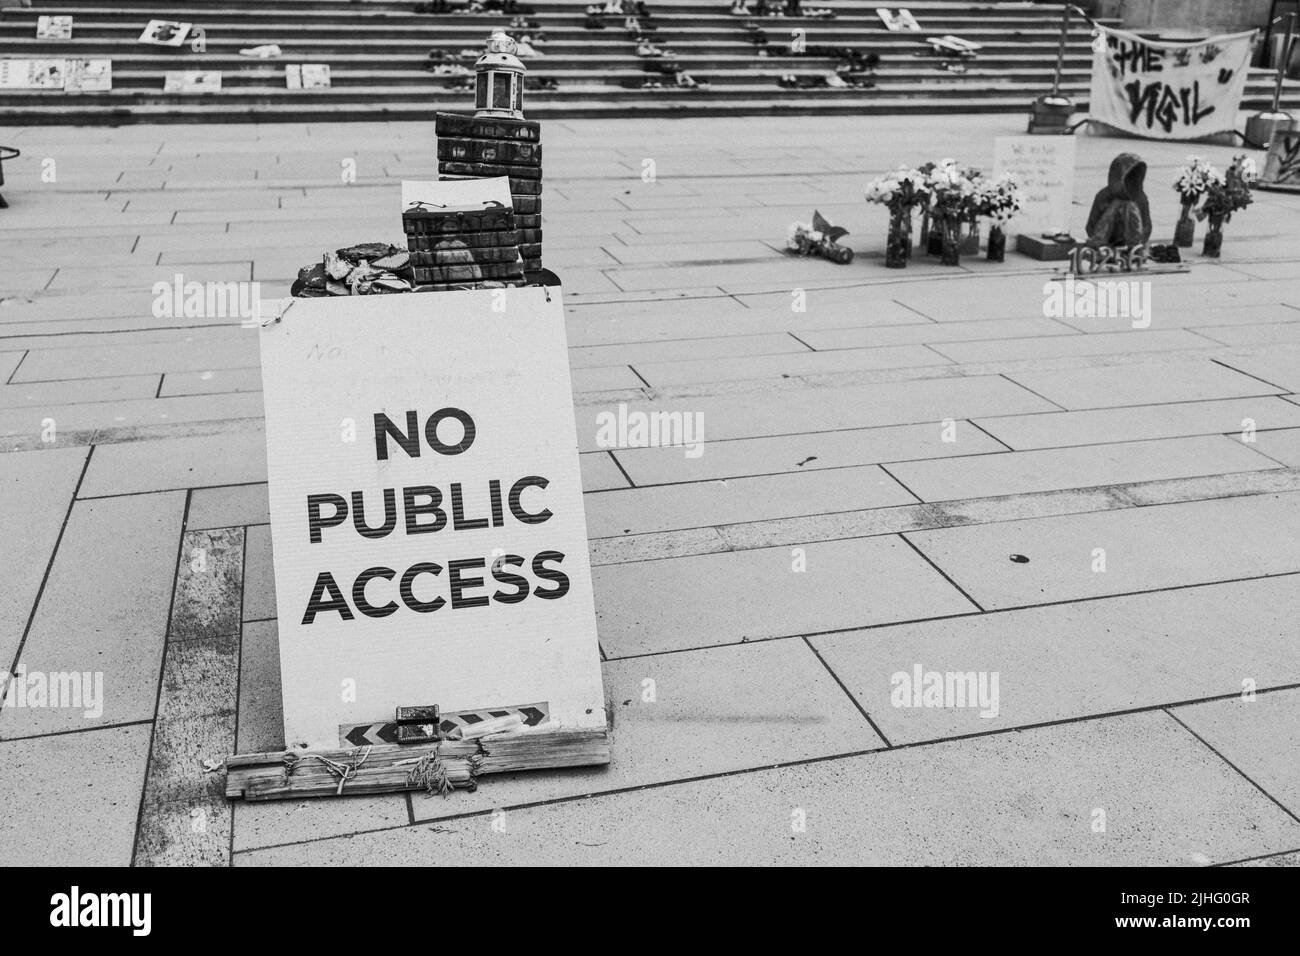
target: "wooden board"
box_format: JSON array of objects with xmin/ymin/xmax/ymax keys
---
[{"xmin": 225, "ymin": 728, "xmax": 610, "ymax": 801}]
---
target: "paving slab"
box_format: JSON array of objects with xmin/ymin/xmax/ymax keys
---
[
  {"xmin": 611, "ymin": 420, "xmax": 1007, "ymax": 486},
  {"xmin": 1253, "ymin": 427, "xmax": 1300, "ymax": 467},
  {"xmin": 242, "ymin": 524, "xmax": 275, "ymax": 622},
  {"xmin": 0, "ymin": 392, "xmax": 266, "ymax": 443},
  {"xmin": 585, "ymin": 464, "xmax": 916, "ymax": 537},
  {"xmin": 1056, "ymin": 303, "xmax": 1300, "ymax": 334},
  {"xmin": 412, "ymin": 637, "xmax": 883, "ymax": 823},
  {"xmin": 931, "ymin": 329, "xmax": 1215, "ymax": 364},
  {"xmin": 565, "ymin": 299, "xmax": 928, "ymax": 348},
  {"xmin": 186, "ymin": 483, "xmax": 270, "ymax": 531},
  {"xmin": 0, "ymin": 351, "xmax": 23, "ymax": 382},
  {"xmin": 798, "ymin": 317, "xmax": 1079, "ymax": 350},
  {"xmin": 594, "ymin": 535, "xmax": 977, "ymax": 658},
  {"xmin": 812, "ymin": 576, "xmax": 1300, "ymax": 745},
  {"xmin": 0, "ymin": 374, "xmax": 161, "ymax": 410},
  {"xmin": 1005, "ymin": 360, "xmax": 1283, "ymax": 410},
  {"xmin": 79, "ymin": 428, "xmax": 268, "ymax": 498},
  {"xmin": 1214, "ymin": 350, "xmax": 1300, "ymax": 393},
  {"xmin": 633, "ymin": 344, "xmax": 951, "ymax": 388},
  {"xmin": 905, "ymin": 492, "xmax": 1300, "ymax": 611},
  {"xmin": 0, "ymin": 446, "xmax": 87, "ymax": 669},
  {"xmin": 1, "ymin": 492, "xmax": 184, "ymax": 737},
  {"xmin": 12, "ymin": 335, "xmax": 260, "ymax": 382},
  {"xmin": 974, "ymin": 397, "xmax": 1300, "ymax": 450},
  {"xmin": 0, "ymin": 724, "xmax": 151, "ymax": 866},
  {"xmin": 571, "ymin": 364, "xmax": 646, "ymax": 393},
  {"xmin": 579, "ymin": 451, "xmax": 630, "ymax": 492},
  {"xmin": 569, "ymin": 332, "xmax": 805, "ymax": 369},
  {"xmin": 886, "ymin": 434, "xmax": 1277, "ymax": 503},
  {"xmin": 159, "ymin": 367, "xmax": 263, "ymax": 398},
  {"xmin": 1171, "ymin": 689, "xmax": 1300, "ymax": 819},
  {"xmin": 238, "ymin": 711, "xmax": 1300, "ymax": 866},
  {"xmin": 575, "ymin": 375, "xmax": 1055, "ymax": 450}
]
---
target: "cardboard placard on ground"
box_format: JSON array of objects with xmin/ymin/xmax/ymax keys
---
[
  {"xmin": 993, "ymin": 135, "xmax": 1076, "ymax": 238},
  {"xmin": 36, "ymin": 16, "xmax": 73, "ymax": 40},
  {"xmin": 259, "ymin": 288, "xmax": 606, "ymax": 749},
  {"xmin": 65, "ymin": 59, "xmax": 112, "ymax": 93},
  {"xmin": 139, "ymin": 20, "xmax": 192, "ymax": 46},
  {"xmin": 0, "ymin": 59, "xmax": 66, "ymax": 90},
  {"xmin": 286, "ymin": 64, "xmax": 331, "ymax": 89},
  {"xmin": 1260, "ymin": 129, "xmax": 1300, "ymax": 191},
  {"xmin": 163, "ymin": 70, "xmax": 221, "ymax": 93}
]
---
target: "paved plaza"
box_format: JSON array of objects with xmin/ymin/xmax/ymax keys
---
[{"xmin": 1, "ymin": 114, "xmax": 1299, "ymax": 866}]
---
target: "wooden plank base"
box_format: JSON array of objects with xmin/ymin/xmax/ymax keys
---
[{"xmin": 224, "ymin": 728, "xmax": 610, "ymax": 802}]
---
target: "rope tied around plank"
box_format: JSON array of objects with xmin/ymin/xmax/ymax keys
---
[
  {"xmin": 407, "ymin": 748, "xmax": 486, "ymax": 796},
  {"xmin": 283, "ymin": 745, "xmax": 373, "ymax": 796}
]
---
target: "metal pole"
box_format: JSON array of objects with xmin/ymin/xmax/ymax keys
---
[
  {"xmin": 1050, "ymin": 2, "xmax": 1071, "ymax": 97},
  {"xmin": 1271, "ymin": 13, "xmax": 1296, "ymax": 114}
]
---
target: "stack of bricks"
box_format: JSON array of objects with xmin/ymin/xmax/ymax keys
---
[
  {"xmin": 402, "ymin": 202, "xmax": 526, "ymax": 291},
  {"xmin": 435, "ymin": 112, "xmax": 543, "ymax": 275}
]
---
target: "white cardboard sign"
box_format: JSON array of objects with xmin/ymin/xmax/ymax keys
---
[
  {"xmin": 0, "ymin": 58, "xmax": 66, "ymax": 90},
  {"xmin": 259, "ymin": 288, "xmax": 606, "ymax": 749},
  {"xmin": 401, "ymin": 176, "xmax": 511, "ymax": 212},
  {"xmin": 992, "ymin": 135, "xmax": 1076, "ymax": 238},
  {"xmin": 66, "ymin": 59, "xmax": 112, "ymax": 93},
  {"xmin": 163, "ymin": 70, "xmax": 221, "ymax": 93},
  {"xmin": 36, "ymin": 16, "xmax": 73, "ymax": 40},
  {"xmin": 286, "ymin": 64, "xmax": 331, "ymax": 89},
  {"xmin": 139, "ymin": 20, "xmax": 192, "ymax": 46}
]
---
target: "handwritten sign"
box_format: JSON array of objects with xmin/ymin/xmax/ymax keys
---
[
  {"xmin": 1089, "ymin": 25, "xmax": 1255, "ymax": 140},
  {"xmin": 259, "ymin": 288, "xmax": 606, "ymax": 749},
  {"xmin": 0, "ymin": 59, "xmax": 66, "ymax": 90},
  {"xmin": 1260, "ymin": 129, "xmax": 1300, "ymax": 191},
  {"xmin": 65, "ymin": 59, "xmax": 112, "ymax": 93},
  {"xmin": 993, "ymin": 135, "xmax": 1075, "ymax": 237},
  {"xmin": 163, "ymin": 70, "xmax": 221, "ymax": 93}
]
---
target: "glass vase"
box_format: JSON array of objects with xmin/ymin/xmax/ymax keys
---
[
  {"xmin": 1174, "ymin": 200, "xmax": 1196, "ymax": 248},
  {"xmin": 927, "ymin": 213, "xmax": 945, "ymax": 256},
  {"xmin": 940, "ymin": 216, "xmax": 962, "ymax": 266},
  {"xmin": 960, "ymin": 215, "xmax": 980, "ymax": 256},
  {"xmin": 986, "ymin": 225, "xmax": 1006, "ymax": 262},
  {"xmin": 885, "ymin": 208, "xmax": 912, "ymax": 268},
  {"xmin": 1202, "ymin": 216, "xmax": 1223, "ymax": 258}
]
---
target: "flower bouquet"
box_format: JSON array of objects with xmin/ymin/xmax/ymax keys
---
[
  {"xmin": 785, "ymin": 210, "xmax": 854, "ymax": 264},
  {"xmin": 973, "ymin": 172, "xmax": 1022, "ymax": 262},
  {"xmin": 1171, "ymin": 156, "xmax": 1219, "ymax": 247},
  {"xmin": 1196, "ymin": 155, "xmax": 1256, "ymax": 258},
  {"xmin": 865, "ymin": 166, "xmax": 930, "ymax": 268},
  {"xmin": 927, "ymin": 159, "xmax": 981, "ymax": 265}
]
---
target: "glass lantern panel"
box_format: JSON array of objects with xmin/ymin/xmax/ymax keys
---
[
  {"xmin": 475, "ymin": 73, "xmax": 488, "ymax": 110},
  {"xmin": 492, "ymin": 74, "xmax": 512, "ymax": 110},
  {"xmin": 512, "ymin": 78, "xmax": 523, "ymax": 112}
]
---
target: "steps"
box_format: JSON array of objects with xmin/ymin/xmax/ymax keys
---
[{"xmin": 2, "ymin": 0, "xmax": 1297, "ymax": 124}]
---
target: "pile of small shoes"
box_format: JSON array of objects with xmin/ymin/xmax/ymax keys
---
[{"xmin": 291, "ymin": 243, "xmax": 415, "ymax": 297}]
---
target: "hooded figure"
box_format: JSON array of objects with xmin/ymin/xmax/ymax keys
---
[{"xmin": 1085, "ymin": 153, "xmax": 1152, "ymax": 248}]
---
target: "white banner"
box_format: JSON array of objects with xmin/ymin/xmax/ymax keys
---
[{"xmin": 1089, "ymin": 25, "xmax": 1256, "ymax": 140}]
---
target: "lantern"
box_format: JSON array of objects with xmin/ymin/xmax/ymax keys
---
[{"xmin": 474, "ymin": 32, "xmax": 526, "ymax": 120}]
